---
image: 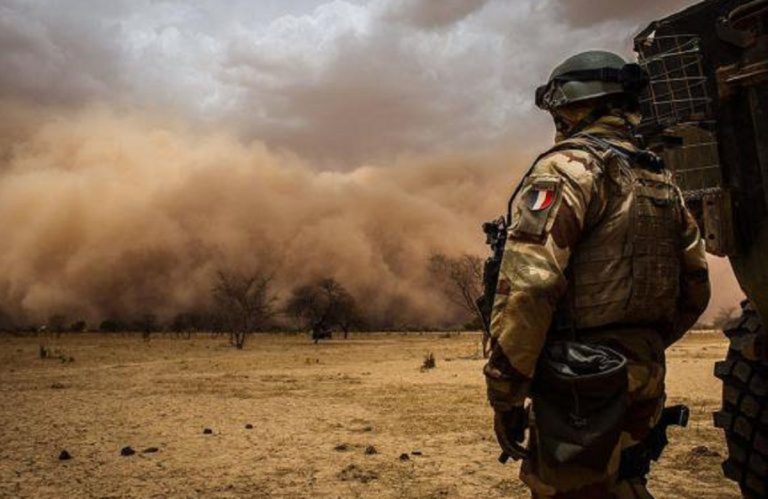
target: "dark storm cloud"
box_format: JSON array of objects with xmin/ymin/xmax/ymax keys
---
[
  {"xmin": 0, "ymin": 1, "xmax": 126, "ymax": 104},
  {"xmin": 550, "ymin": 0, "xmax": 699, "ymax": 28},
  {"xmin": 224, "ymin": 3, "xmax": 521, "ymax": 165},
  {"xmin": 0, "ymin": 0, "xmax": 700, "ymax": 166}
]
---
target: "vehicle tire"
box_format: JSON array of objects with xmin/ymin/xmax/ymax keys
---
[{"xmin": 713, "ymin": 301, "xmax": 768, "ymax": 499}]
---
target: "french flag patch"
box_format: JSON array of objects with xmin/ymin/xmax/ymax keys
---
[{"xmin": 525, "ymin": 187, "xmax": 555, "ymax": 211}]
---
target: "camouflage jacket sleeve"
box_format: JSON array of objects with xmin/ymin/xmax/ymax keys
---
[
  {"xmin": 667, "ymin": 205, "xmax": 711, "ymax": 345},
  {"xmin": 484, "ymin": 149, "xmax": 604, "ymax": 412}
]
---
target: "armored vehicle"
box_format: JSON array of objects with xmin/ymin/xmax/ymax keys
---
[{"xmin": 634, "ymin": 1, "xmax": 768, "ymax": 496}]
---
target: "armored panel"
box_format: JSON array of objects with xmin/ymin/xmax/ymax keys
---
[{"xmin": 634, "ymin": 0, "xmax": 768, "ymax": 255}]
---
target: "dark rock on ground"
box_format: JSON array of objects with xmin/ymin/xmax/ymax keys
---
[
  {"xmin": 364, "ymin": 445, "xmax": 378, "ymax": 455},
  {"xmin": 120, "ymin": 446, "xmax": 136, "ymax": 457},
  {"xmin": 399, "ymin": 453, "xmax": 410, "ymax": 461},
  {"xmin": 203, "ymin": 428, "xmax": 213, "ymax": 434},
  {"xmin": 142, "ymin": 447, "xmax": 159, "ymax": 454},
  {"xmin": 245, "ymin": 424, "xmax": 253, "ymax": 429},
  {"xmin": 58, "ymin": 450, "xmax": 72, "ymax": 461}
]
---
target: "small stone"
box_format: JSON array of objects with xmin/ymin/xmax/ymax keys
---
[
  {"xmin": 50, "ymin": 382, "xmax": 66, "ymax": 389},
  {"xmin": 203, "ymin": 428, "xmax": 213, "ymax": 435},
  {"xmin": 398, "ymin": 453, "xmax": 410, "ymax": 461},
  {"xmin": 245, "ymin": 424, "xmax": 253, "ymax": 430},
  {"xmin": 334, "ymin": 443, "xmax": 350, "ymax": 452},
  {"xmin": 364, "ymin": 445, "xmax": 378, "ymax": 455},
  {"xmin": 142, "ymin": 447, "xmax": 159, "ymax": 454},
  {"xmin": 120, "ymin": 446, "xmax": 136, "ymax": 457},
  {"xmin": 690, "ymin": 445, "xmax": 720, "ymax": 457},
  {"xmin": 58, "ymin": 450, "xmax": 72, "ymax": 461},
  {"xmin": 411, "ymin": 450, "xmax": 423, "ymax": 456}
]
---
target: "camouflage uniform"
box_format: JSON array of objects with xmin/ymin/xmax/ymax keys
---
[{"xmin": 485, "ymin": 112, "xmax": 711, "ymax": 498}]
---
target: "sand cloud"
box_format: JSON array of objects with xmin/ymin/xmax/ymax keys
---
[
  {"xmin": 0, "ymin": 102, "xmax": 515, "ymax": 326},
  {"xmin": 0, "ymin": 0, "xmax": 740, "ymax": 325}
]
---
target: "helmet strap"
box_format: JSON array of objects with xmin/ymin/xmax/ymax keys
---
[
  {"xmin": 554, "ymin": 104, "xmax": 608, "ymax": 139},
  {"xmin": 571, "ymin": 105, "xmax": 607, "ymax": 135}
]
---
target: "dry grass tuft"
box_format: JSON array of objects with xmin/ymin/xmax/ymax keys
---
[{"xmin": 421, "ymin": 352, "xmax": 436, "ymax": 371}]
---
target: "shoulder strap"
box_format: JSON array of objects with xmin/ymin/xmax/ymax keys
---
[{"xmin": 579, "ymin": 133, "xmax": 665, "ymax": 173}]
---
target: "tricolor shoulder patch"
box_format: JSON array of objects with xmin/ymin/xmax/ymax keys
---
[
  {"xmin": 525, "ymin": 186, "xmax": 555, "ymax": 211},
  {"xmin": 510, "ymin": 175, "xmax": 562, "ymax": 242}
]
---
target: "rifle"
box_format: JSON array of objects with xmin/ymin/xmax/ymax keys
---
[
  {"xmin": 476, "ymin": 216, "xmax": 508, "ymax": 337},
  {"xmin": 619, "ymin": 404, "xmax": 689, "ymax": 479}
]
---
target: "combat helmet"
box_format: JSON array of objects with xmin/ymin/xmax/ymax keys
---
[{"xmin": 536, "ymin": 50, "xmax": 649, "ymax": 111}]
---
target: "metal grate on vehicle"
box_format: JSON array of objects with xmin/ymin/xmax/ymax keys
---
[
  {"xmin": 636, "ymin": 32, "xmax": 722, "ymax": 193},
  {"xmin": 663, "ymin": 124, "xmax": 723, "ymax": 196},
  {"xmin": 636, "ymin": 33, "xmax": 714, "ymax": 130}
]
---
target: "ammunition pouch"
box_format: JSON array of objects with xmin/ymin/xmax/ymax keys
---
[{"xmin": 532, "ymin": 341, "xmax": 628, "ymax": 471}]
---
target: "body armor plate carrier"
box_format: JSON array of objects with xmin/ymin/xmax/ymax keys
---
[{"xmin": 555, "ymin": 134, "xmax": 684, "ymax": 332}]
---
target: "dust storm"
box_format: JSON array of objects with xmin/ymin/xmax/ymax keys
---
[
  {"xmin": 0, "ymin": 102, "xmax": 515, "ymax": 328},
  {"xmin": 0, "ymin": 99, "xmax": 743, "ymax": 328},
  {"xmin": 0, "ymin": 0, "xmax": 741, "ymax": 327},
  {"xmin": 0, "ymin": 1, "xmax": 750, "ymax": 498}
]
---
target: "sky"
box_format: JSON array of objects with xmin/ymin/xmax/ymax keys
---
[
  {"xmin": 0, "ymin": 0, "xmax": 741, "ymax": 326},
  {"xmin": 0, "ymin": 0, "xmax": 699, "ymax": 164}
]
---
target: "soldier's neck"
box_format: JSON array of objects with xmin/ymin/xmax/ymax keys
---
[{"xmin": 574, "ymin": 112, "xmax": 640, "ymax": 145}]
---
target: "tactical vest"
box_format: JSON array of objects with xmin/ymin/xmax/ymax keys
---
[{"xmin": 552, "ymin": 135, "xmax": 685, "ymax": 330}]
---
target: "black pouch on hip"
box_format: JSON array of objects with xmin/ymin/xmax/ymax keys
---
[{"xmin": 531, "ymin": 341, "xmax": 628, "ymax": 471}]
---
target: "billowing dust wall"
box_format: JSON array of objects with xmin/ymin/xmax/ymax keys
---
[{"xmin": 0, "ymin": 103, "xmax": 512, "ymax": 327}]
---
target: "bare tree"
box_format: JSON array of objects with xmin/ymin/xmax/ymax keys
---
[
  {"xmin": 134, "ymin": 313, "xmax": 157, "ymax": 341},
  {"xmin": 428, "ymin": 252, "xmax": 488, "ymax": 355},
  {"xmin": 712, "ymin": 306, "xmax": 739, "ymax": 330},
  {"xmin": 99, "ymin": 318, "xmax": 127, "ymax": 333},
  {"xmin": 170, "ymin": 311, "xmax": 217, "ymax": 339},
  {"xmin": 0, "ymin": 307, "xmax": 14, "ymax": 333},
  {"xmin": 212, "ymin": 269, "xmax": 278, "ymax": 349},
  {"xmin": 69, "ymin": 320, "xmax": 87, "ymax": 333},
  {"xmin": 48, "ymin": 314, "xmax": 67, "ymax": 338},
  {"xmin": 336, "ymin": 297, "xmax": 365, "ymax": 339},
  {"xmin": 285, "ymin": 277, "xmax": 363, "ymax": 342}
]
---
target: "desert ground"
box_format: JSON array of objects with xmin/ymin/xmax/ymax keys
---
[{"xmin": 0, "ymin": 331, "xmax": 740, "ymax": 498}]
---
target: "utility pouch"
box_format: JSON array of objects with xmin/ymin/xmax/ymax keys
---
[{"xmin": 532, "ymin": 341, "xmax": 628, "ymax": 470}]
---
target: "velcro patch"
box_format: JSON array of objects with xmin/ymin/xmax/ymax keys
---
[{"xmin": 510, "ymin": 176, "xmax": 562, "ymax": 242}]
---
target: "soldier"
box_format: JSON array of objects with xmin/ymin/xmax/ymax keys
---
[{"xmin": 484, "ymin": 51, "xmax": 711, "ymax": 498}]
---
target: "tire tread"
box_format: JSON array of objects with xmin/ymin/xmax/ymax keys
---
[{"xmin": 714, "ymin": 302, "xmax": 768, "ymax": 498}]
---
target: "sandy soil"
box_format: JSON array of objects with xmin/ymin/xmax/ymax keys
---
[{"xmin": 0, "ymin": 331, "xmax": 740, "ymax": 498}]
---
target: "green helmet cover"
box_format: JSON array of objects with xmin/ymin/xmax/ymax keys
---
[{"xmin": 538, "ymin": 50, "xmax": 631, "ymax": 110}]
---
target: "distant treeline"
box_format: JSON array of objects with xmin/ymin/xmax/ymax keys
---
[{"xmin": 0, "ymin": 253, "xmax": 487, "ymax": 347}]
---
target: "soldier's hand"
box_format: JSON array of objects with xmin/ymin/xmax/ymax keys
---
[{"xmin": 493, "ymin": 406, "xmax": 528, "ymax": 460}]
